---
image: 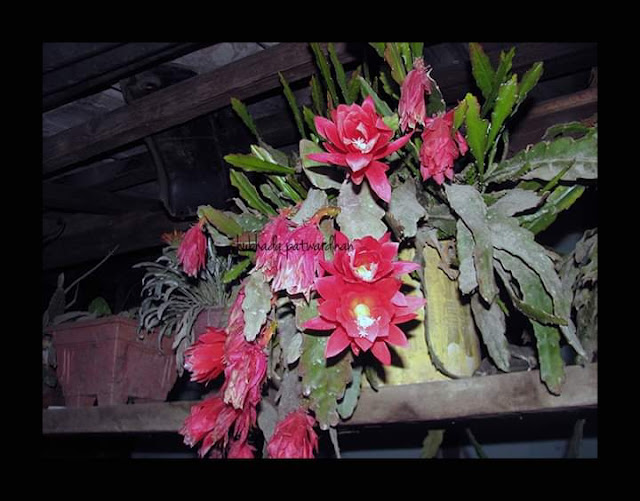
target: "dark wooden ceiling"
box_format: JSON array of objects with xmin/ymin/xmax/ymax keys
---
[{"xmin": 41, "ymin": 42, "xmax": 598, "ymax": 308}]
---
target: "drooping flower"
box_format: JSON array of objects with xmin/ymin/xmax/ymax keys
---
[
  {"xmin": 254, "ymin": 211, "xmax": 294, "ymax": 280},
  {"xmin": 226, "ymin": 286, "xmax": 246, "ymax": 339},
  {"xmin": 177, "ymin": 220, "xmax": 207, "ymax": 277},
  {"xmin": 221, "ymin": 284, "xmax": 269, "ymax": 410},
  {"xmin": 271, "ymin": 220, "xmax": 325, "ymax": 299},
  {"xmin": 398, "ymin": 58, "xmax": 431, "ymax": 132},
  {"xmin": 179, "ymin": 396, "xmax": 239, "ymax": 458},
  {"xmin": 266, "ymin": 409, "xmax": 318, "ymax": 459},
  {"xmin": 303, "ymin": 274, "xmax": 424, "ymax": 365},
  {"xmin": 223, "ymin": 339, "xmax": 268, "ymax": 410},
  {"xmin": 323, "ymin": 231, "xmax": 419, "ymax": 284},
  {"xmin": 307, "ymin": 96, "xmax": 412, "ymax": 202},
  {"xmin": 419, "ymin": 110, "xmax": 468, "ymax": 185},
  {"xmin": 227, "ymin": 439, "xmax": 255, "ymax": 459},
  {"xmin": 232, "ymin": 403, "xmax": 258, "ymax": 445},
  {"xmin": 183, "ymin": 326, "xmax": 226, "ymax": 384}
]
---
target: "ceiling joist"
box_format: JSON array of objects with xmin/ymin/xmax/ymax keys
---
[{"xmin": 43, "ymin": 43, "xmax": 358, "ymax": 176}]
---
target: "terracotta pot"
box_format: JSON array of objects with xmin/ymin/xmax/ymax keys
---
[{"xmin": 48, "ymin": 315, "xmax": 177, "ymax": 407}]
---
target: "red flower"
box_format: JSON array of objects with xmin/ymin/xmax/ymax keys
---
[
  {"xmin": 398, "ymin": 58, "xmax": 431, "ymax": 132},
  {"xmin": 303, "ymin": 274, "xmax": 424, "ymax": 365},
  {"xmin": 266, "ymin": 409, "xmax": 318, "ymax": 459},
  {"xmin": 177, "ymin": 220, "xmax": 207, "ymax": 277},
  {"xmin": 222, "ymin": 284, "xmax": 268, "ymax": 410},
  {"xmin": 254, "ymin": 212, "xmax": 294, "ymax": 280},
  {"xmin": 419, "ymin": 110, "xmax": 468, "ymax": 185},
  {"xmin": 227, "ymin": 440, "xmax": 255, "ymax": 459},
  {"xmin": 323, "ymin": 231, "xmax": 419, "ymax": 284},
  {"xmin": 179, "ymin": 396, "xmax": 239, "ymax": 457},
  {"xmin": 183, "ymin": 326, "xmax": 226, "ymax": 384},
  {"xmin": 223, "ymin": 340, "xmax": 268, "ymax": 410},
  {"xmin": 307, "ymin": 96, "xmax": 412, "ymax": 202},
  {"xmin": 271, "ymin": 221, "xmax": 325, "ymax": 299},
  {"xmin": 227, "ymin": 286, "xmax": 246, "ymax": 340}
]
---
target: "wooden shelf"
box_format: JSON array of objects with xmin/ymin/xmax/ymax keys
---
[{"xmin": 42, "ymin": 363, "xmax": 596, "ymax": 435}]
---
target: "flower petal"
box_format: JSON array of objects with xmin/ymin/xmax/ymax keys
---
[
  {"xmin": 320, "ymin": 259, "xmax": 338, "ymax": 276},
  {"xmin": 393, "ymin": 260, "xmax": 420, "ymax": 276},
  {"xmin": 365, "ymin": 161, "xmax": 391, "ymax": 202},
  {"xmin": 350, "ymin": 170, "xmax": 366, "ymax": 185},
  {"xmin": 307, "ymin": 152, "xmax": 348, "ymax": 167},
  {"xmin": 303, "ymin": 316, "xmax": 337, "ymax": 331},
  {"xmin": 361, "ymin": 95, "xmax": 376, "ymax": 116},
  {"xmin": 318, "ymin": 299, "xmax": 339, "ymax": 322},
  {"xmin": 326, "ymin": 327, "xmax": 351, "ymax": 358},
  {"xmin": 370, "ymin": 340, "xmax": 391, "ymax": 365},
  {"xmin": 392, "ymin": 290, "xmax": 408, "ymax": 307},
  {"xmin": 381, "ymin": 241, "xmax": 399, "ymax": 261},
  {"xmin": 315, "ymin": 275, "xmax": 344, "ymax": 299},
  {"xmin": 345, "ymin": 153, "xmax": 372, "ymax": 172},
  {"xmin": 353, "ymin": 335, "xmax": 373, "ymax": 352},
  {"xmin": 314, "ymin": 116, "xmax": 341, "ymax": 146},
  {"xmin": 386, "ymin": 324, "xmax": 408, "ymax": 347},
  {"xmin": 375, "ymin": 132, "xmax": 413, "ymax": 159}
]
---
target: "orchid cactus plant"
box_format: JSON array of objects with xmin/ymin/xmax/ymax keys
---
[{"xmin": 154, "ymin": 42, "xmax": 597, "ymax": 458}]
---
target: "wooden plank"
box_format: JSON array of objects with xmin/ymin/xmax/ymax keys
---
[
  {"xmin": 42, "ymin": 209, "xmax": 191, "ymax": 270},
  {"xmin": 43, "ymin": 182, "xmax": 160, "ymax": 214},
  {"xmin": 428, "ymin": 42, "xmax": 597, "ymax": 105},
  {"xmin": 508, "ymin": 87, "xmax": 597, "ymax": 153},
  {"xmin": 50, "ymin": 153, "xmax": 157, "ymax": 193},
  {"xmin": 43, "ymin": 43, "xmax": 210, "ymax": 111},
  {"xmin": 345, "ymin": 363, "xmax": 597, "ymax": 427},
  {"xmin": 42, "ymin": 363, "xmax": 597, "ymax": 434},
  {"xmin": 42, "ymin": 43, "xmax": 358, "ymax": 175}
]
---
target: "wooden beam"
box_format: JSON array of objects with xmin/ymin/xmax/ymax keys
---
[
  {"xmin": 42, "ymin": 43, "xmax": 359, "ymax": 176},
  {"xmin": 508, "ymin": 87, "xmax": 597, "ymax": 153},
  {"xmin": 49, "ymin": 153, "xmax": 157, "ymax": 193},
  {"xmin": 43, "ymin": 182, "xmax": 160, "ymax": 214},
  {"xmin": 43, "ymin": 43, "xmax": 210, "ymax": 111},
  {"xmin": 429, "ymin": 42, "xmax": 597, "ymax": 105},
  {"xmin": 42, "ymin": 209, "xmax": 191, "ymax": 270},
  {"xmin": 42, "ymin": 363, "xmax": 596, "ymax": 434}
]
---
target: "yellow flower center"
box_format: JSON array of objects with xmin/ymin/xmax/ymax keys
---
[
  {"xmin": 354, "ymin": 303, "xmax": 376, "ymax": 337},
  {"xmin": 354, "ymin": 262, "xmax": 377, "ymax": 281}
]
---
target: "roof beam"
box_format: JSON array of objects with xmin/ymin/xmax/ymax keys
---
[
  {"xmin": 43, "ymin": 182, "xmax": 160, "ymax": 214},
  {"xmin": 42, "ymin": 43, "xmax": 359, "ymax": 176},
  {"xmin": 43, "ymin": 42, "xmax": 210, "ymax": 112}
]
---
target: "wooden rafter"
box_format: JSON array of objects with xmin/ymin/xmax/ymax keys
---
[{"xmin": 43, "ymin": 43, "xmax": 359, "ymax": 176}]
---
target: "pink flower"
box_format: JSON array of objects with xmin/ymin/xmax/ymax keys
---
[
  {"xmin": 322, "ymin": 231, "xmax": 419, "ymax": 284},
  {"xmin": 227, "ymin": 440, "xmax": 255, "ymax": 459},
  {"xmin": 266, "ymin": 409, "xmax": 318, "ymax": 459},
  {"xmin": 303, "ymin": 274, "xmax": 424, "ymax": 365},
  {"xmin": 226, "ymin": 286, "xmax": 246, "ymax": 341},
  {"xmin": 271, "ymin": 221, "xmax": 325, "ymax": 299},
  {"xmin": 183, "ymin": 326, "xmax": 226, "ymax": 384},
  {"xmin": 398, "ymin": 58, "xmax": 431, "ymax": 132},
  {"xmin": 223, "ymin": 340, "xmax": 268, "ymax": 410},
  {"xmin": 419, "ymin": 110, "xmax": 468, "ymax": 185},
  {"xmin": 307, "ymin": 96, "xmax": 412, "ymax": 202},
  {"xmin": 179, "ymin": 396, "xmax": 239, "ymax": 457},
  {"xmin": 254, "ymin": 212, "xmax": 294, "ymax": 280},
  {"xmin": 232, "ymin": 404, "xmax": 258, "ymax": 445},
  {"xmin": 177, "ymin": 220, "xmax": 207, "ymax": 277}
]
